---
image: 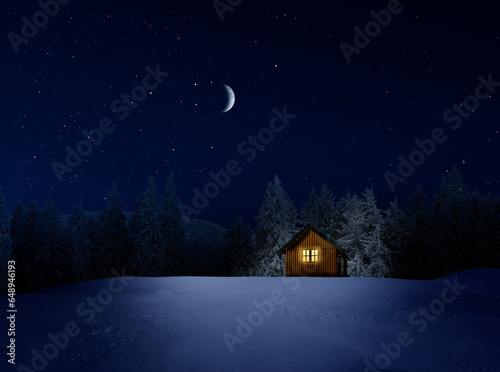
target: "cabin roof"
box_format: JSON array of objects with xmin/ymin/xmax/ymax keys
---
[{"xmin": 276, "ymin": 224, "xmax": 350, "ymax": 259}]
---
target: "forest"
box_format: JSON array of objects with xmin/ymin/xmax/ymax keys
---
[{"xmin": 1, "ymin": 168, "xmax": 499, "ymax": 294}]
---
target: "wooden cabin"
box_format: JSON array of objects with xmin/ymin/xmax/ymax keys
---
[{"xmin": 277, "ymin": 225, "xmax": 349, "ymax": 277}]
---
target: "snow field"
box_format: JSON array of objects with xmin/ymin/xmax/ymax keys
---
[{"xmin": 9, "ymin": 269, "xmax": 500, "ymax": 372}]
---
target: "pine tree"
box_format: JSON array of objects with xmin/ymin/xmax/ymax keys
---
[
  {"xmin": 133, "ymin": 176, "xmax": 165, "ymax": 276},
  {"xmin": 129, "ymin": 196, "xmax": 145, "ymax": 240},
  {"xmin": 0, "ymin": 188, "xmax": 14, "ymax": 292},
  {"xmin": 69, "ymin": 203, "xmax": 93, "ymax": 282},
  {"xmin": 357, "ymin": 188, "xmax": 390, "ymax": 277},
  {"xmin": 10, "ymin": 201, "xmax": 24, "ymax": 250},
  {"xmin": 362, "ymin": 188, "xmax": 383, "ymax": 231},
  {"xmin": 429, "ymin": 169, "xmax": 472, "ymax": 278},
  {"xmin": 300, "ymin": 187, "xmax": 319, "ymax": 227},
  {"xmin": 363, "ymin": 224, "xmax": 391, "ymax": 277},
  {"xmin": 337, "ymin": 194, "xmax": 370, "ymax": 277},
  {"xmin": 400, "ymin": 185, "xmax": 432, "ymax": 278},
  {"xmin": 350, "ymin": 188, "xmax": 390, "ymax": 277},
  {"xmin": 382, "ymin": 198, "xmax": 408, "ymax": 278},
  {"xmin": 252, "ymin": 176, "xmax": 296, "ymax": 276},
  {"xmin": 472, "ymin": 194, "xmax": 500, "ymax": 268},
  {"xmin": 33, "ymin": 197, "xmax": 67, "ymax": 288},
  {"xmin": 86, "ymin": 214, "xmax": 100, "ymax": 275},
  {"xmin": 14, "ymin": 201, "xmax": 40, "ymax": 291},
  {"xmin": 491, "ymin": 197, "xmax": 500, "ymax": 267},
  {"xmin": 331, "ymin": 193, "xmax": 350, "ymax": 240},
  {"xmin": 160, "ymin": 172, "xmax": 185, "ymax": 275},
  {"xmin": 232, "ymin": 237, "xmax": 255, "ymax": 276},
  {"xmin": 223, "ymin": 216, "xmax": 253, "ymax": 276},
  {"xmin": 97, "ymin": 181, "xmax": 129, "ymax": 277},
  {"xmin": 129, "ymin": 195, "xmax": 145, "ymax": 275},
  {"xmin": 316, "ymin": 184, "xmax": 336, "ymax": 236},
  {"xmin": 300, "ymin": 184, "xmax": 336, "ymax": 237}
]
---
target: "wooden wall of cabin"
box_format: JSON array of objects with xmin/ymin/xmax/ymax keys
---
[{"xmin": 284, "ymin": 230, "xmax": 338, "ymax": 277}]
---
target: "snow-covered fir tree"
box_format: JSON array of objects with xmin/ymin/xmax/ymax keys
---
[
  {"xmin": 33, "ymin": 197, "xmax": 67, "ymax": 288},
  {"xmin": 129, "ymin": 195, "xmax": 145, "ymax": 245},
  {"xmin": 300, "ymin": 187, "xmax": 319, "ymax": 227},
  {"xmin": 0, "ymin": 188, "xmax": 13, "ymax": 292},
  {"xmin": 382, "ymin": 198, "xmax": 408, "ymax": 277},
  {"xmin": 331, "ymin": 193, "xmax": 350, "ymax": 240},
  {"xmin": 252, "ymin": 176, "xmax": 296, "ymax": 276},
  {"xmin": 132, "ymin": 176, "xmax": 166, "ymax": 276},
  {"xmin": 360, "ymin": 188, "xmax": 391, "ymax": 277},
  {"xmin": 363, "ymin": 224, "xmax": 391, "ymax": 277},
  {"xmin": 160, "ymin": 172, "xmax": 186, "ymax": 275},
  {"xmin": 97, "ymin": 181, "xmax": 129, "ymax": 277},
  {"xmin": 361, "ymin": 188, "xmax": 383, "ymax": 230},
  {"xmin": 68, "ymin": 202, "xmax": 93, "ymax": 282},
  {"xmin": 1, "ymin": 167, "xmax": 499, "ymax": 287},
  {"xmin": 316, "ymin": 184, "xmax": 336, "ymax": 236},
  {"xmin": 337, "ymin": 193, "xmax": 370, "ymax": 277},
  {"xmin": 301, "ymin": 184, "xmax": 336, "ymax": 237}
]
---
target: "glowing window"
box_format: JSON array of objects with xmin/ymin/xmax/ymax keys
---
[
  {"xmin": 311, "ymin": 250, "xmax": 318, "ymax": 262},
  {"xmin": 303, "ymin": 250, "xmax": 318, "ymax": 262},
  {"xmin": 303, "ymin": 250, "xmax": 310, "ymax": 262}
]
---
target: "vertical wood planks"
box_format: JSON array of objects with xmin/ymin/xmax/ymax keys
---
[{"xmin": 285, "ymin": 230, "xmax": 338, "ymax": 277}]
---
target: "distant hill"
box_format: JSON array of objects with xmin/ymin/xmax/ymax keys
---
[
  {"xmin": 60, "ymin": 212, "xmax": 228, "ymax": 276},
  {"xmin": 184, "ymin": 217, "xmax": 227, "ymax": 275}
]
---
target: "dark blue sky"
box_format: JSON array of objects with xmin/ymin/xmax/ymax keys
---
[{"xmin": 1, "ymin": 0, "xmax": 499, "ymax": 227}]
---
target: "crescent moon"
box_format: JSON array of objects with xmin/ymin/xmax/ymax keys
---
[{"xmin": 221, "ymin": 84, "xmax": 235, "ymax": 113}]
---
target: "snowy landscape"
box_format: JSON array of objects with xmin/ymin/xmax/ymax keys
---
[
  {"xmin": 10, "ymin": 269, "xmax": 500, "ymax": 371},
  {"xmin": 2, "ymin": 2, "xmax": 500, "ymax": 371},
  {"xmin": 2, "ymin": 169, "xmax": 500, "ymax": 293},
  {"xmin": 1, "ymin": 167, "xmax": 500, "ymax": 371}
]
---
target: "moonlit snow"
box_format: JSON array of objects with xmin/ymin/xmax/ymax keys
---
[{"xmin": 13, "ymin": 269, "xmax": 500, "ymax": 371}]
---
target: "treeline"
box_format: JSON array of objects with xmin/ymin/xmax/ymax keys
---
[
  {"xmin": 1, "ymin": 168, "xmax": 499, "ymax": 294},
  {"xmin": 0, "ymin": 173, "xmax": 222, "ymax": 294},
  {"xmin": 222, "ymin": 169, "xmax": 500, "ymax": 279}
]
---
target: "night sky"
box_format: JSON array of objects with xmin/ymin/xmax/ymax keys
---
[{"xmin": 2, "ymin": 0, "xmax": 499, "ymax": 227}]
